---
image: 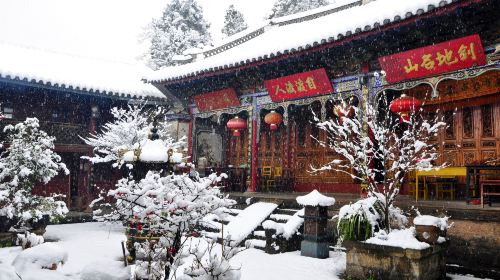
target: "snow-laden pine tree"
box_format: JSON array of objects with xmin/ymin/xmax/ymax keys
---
[
  {"xmin": 148, "ymin": 0, "xmax": 212, "ymax": 69},
  {"xmin": 267, "ymin": 0, "xmax": 330, "ymax": 19},
  {"xmin": 0, "ymin": 118, "xmax": 68, "ymax": 225},
  {"xmin": 221, "ymin": 5, "xmax": 248, "ymax": 38}
]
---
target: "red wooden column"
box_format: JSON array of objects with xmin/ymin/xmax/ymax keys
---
[
  {"xmin": 187, "ymin": 106, "xmax": 194, "ymax": 163},
  {"xmin": 250, "ymin": 115, "xmax": 258, "ymax": 192}
]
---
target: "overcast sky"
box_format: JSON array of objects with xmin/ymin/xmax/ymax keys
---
[{"xmin": 0, "ymin": 0, "xmax": 275, "ymax": 65}]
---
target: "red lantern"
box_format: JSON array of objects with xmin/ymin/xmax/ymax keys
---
[
  {"xmin": 389, "ymin": 94, "xmax": 422, "ymax": 123},
  {"xmin": 226, "ymin": 116, "xmax": 247, "ymax": 137},
  {"xmin": 264, "ymin": 110, "xmax": 283, "ymax": 131}
]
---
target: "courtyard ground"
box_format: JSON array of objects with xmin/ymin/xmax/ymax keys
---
[{"xmin": 0, "ymin": 222, "xmax": 492, "ymax": 280}]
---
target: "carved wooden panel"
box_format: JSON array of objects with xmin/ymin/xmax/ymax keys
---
[
  {"xmin": 462, "ymin": 107, "xmax": 473, "ymax": 138},
  {"xmin": 463, "ymin": 151, "xmax": 477, "ymax": 165},
  {"xmin": 444, "ymin": 143, "xmax": 456, "ymax": 149},
  {"xmin": 482, "ymin": 140, "xmax": 496, "ymax": 148},
  {"xmin": 481, "ymin": 105, "xmax": 494, "ymax": 137},
  {"xmin": 444, "ymin": 151, "xmax": 459, "ymax": 166},
  {"xmin": 462, "ymin": 142, "xmax": 475, "ymax": 148},
  {"xmin": 481, "ymin": 150, "xmax": 496, "ymax": 163},
  {"xmin": 444, "ymin": 111, "xmax": 455, "ymax": 140}
]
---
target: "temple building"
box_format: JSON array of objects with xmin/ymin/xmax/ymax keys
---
[
  {"xmin": 0, "ymin": 43, "xmax": 168, "ymax": 210},
  {"xmin": 147, "ymin": 0, "xmax": 500, "ymax": 200}
]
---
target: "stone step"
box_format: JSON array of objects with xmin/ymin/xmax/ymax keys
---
[
  {"xmin": 273, "ymin": 208, "xmax": 299, "ymax": 216},
  {"xmin": 245, "ymin": 239, "xmax": 266, "ymax": 249},
  {"xmin": 269, "ymin": 213, "xmax": 293, "ymax": 222}
]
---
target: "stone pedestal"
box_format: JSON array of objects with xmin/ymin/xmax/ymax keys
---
[
  {"xmin": 300, "ymin": 205, "xmax": 329, "ymax": 258},
  {"xmin": 344, "ymin": 240, "xmax": 447, "ymax": 280}
]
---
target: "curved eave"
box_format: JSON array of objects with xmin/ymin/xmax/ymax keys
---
[
  {"xmin": 152, "ymin": 0, "xmax": 473, "ymax": 86},
  {"xmin": 0, "ymin": 74, "xmax": 167, "ymax": 102}
]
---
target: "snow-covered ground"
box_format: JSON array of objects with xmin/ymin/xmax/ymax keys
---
[{"xmin": 0, "ymin": 222, "xmax": 492, "ymax": 280}]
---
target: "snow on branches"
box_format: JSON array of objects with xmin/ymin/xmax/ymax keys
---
[
  {"xmin": 267, "ymin": 0, "xmax": 330, "ymax": 19},
  {"xmin": 0, "ymin": 118, "xmax": 68, "ymax": 223},
  {"xmin": 100, "ymin": 172, "xmax": 233, "ymax": 228},
  {"xmin": 221, "ymin": 5, "xmax": 248, "ymax": 38},
  {"xmin": 93, "ymin": 171, "xmax": 234, "ymax": 280},
  {"xmin": 82, "ymin": 105, "xmax": 181, "ymax": 167},
  {"xmin": 313, "ymin": 94, "xmax": 446, "ymax": 230},
  {"xmin": 148, "ymin": 0, "xmax": 212, "ymax": 69}
]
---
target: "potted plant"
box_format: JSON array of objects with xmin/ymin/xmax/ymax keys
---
[
  {"xmin": 312, "ymin": 92, "xmax": 447, "ymax": 279},
  {"xmin": 413, "ymin": 215, "xmax": 449, "ymax": 244}
]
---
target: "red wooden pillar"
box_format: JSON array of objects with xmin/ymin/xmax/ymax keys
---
[
  {"xmin": 250, "ymin": 117, "xmax": 258, "ymax": 192},
  {"xmin": 187, "ymin": 106, "xmax": 194, "ymax": 163}
]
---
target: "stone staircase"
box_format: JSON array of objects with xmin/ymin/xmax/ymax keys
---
[{"xmin": 246, "ymin": 207, "xmax": 304, "ymax": 253}]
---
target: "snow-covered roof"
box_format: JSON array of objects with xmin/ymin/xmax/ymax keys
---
[
  {"xmin": 147, "ymin": 0, "xmax": 453, "ymax": 83},
  {"xmin": 0, "ymin": 42, "xmax": 165, "ymax": 100},
  {"xmin": 296, "ymin": 190, "xmax": 335, "ymax": 207}
]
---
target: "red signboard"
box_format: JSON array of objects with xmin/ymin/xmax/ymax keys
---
[
  {"xmin": 379, "ymin": 35, "xmax": 486, "ymax": 84},
  {"xmin": 264, "ymin": 68, "xmax": 333, "ymax": 102},
  {"xmin": 193, "ymin": 88, "xmax": 240, "ymax": 112}
]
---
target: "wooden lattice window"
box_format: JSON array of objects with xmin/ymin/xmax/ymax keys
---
[
  {"xmin": 481, "ymin": 105, "xmax": 493, "ymax": 137},
  {"xmin": 462, "ymin": 107, "xmax": 473, "ymax": 138},
  {"xmin": 444, "ymin": 111, "xmax": 455, "ymax": 139}
]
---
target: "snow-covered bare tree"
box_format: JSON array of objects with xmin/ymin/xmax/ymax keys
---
[
  {"xmin": 148, "ymin": 0, "xmax": 212, "ymax": 69},
  {"xmin": 267, "ymin": 0, "xmax": 330, "ymax": 19},
  {"xmin": 313, "ymin": 93, "xmax": 446, "ymax": 230},
  {"xmin": 0, "ymin": 118, "xmax": 68, "ymax": 225},
  {"xmin": 221, "ymin": 5, "xmax": 248, "ymax": 38},
  {"xmin": 82, "ymin": 105, "xmax": 180, "ymax": 167},
  {"xmin": 94, "ymin": 171, "xmax": 235, "ymax": 280}
]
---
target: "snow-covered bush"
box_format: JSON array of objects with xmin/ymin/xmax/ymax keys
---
[
  {"xmin": 337, "ymin": 196, "xmax": 407, "ymax": 241},
  {"xmin": 178, "ymin": 238, "xmax": 241, "ymax": 280},
  {"xmin": 17, "ymin": 231, "xmax": 44, "ymax": 249},
  {"xmin": 0, "ymin": 118, "xmax": 68, "ymax": 227},
  {"xmin": 314, "ymin": 93, "xmax": 445, "ymax": 234},
  {"xmin": 82, "ymin": 105, "xmax": 181, "ymax": 168},
  {"xmin": 94, "ymin": 171, "xmax": 234, "ymax": 280},
  {"xmin": 12, "ymin": 242, "xmax": 67, "ymax": 271}
]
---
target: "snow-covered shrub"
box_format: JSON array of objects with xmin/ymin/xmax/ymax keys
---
[
  {"xmin": 12, "ymin": 242, "xmax": 67, "ymax": 271},
  {"xmin": 94, "ymin": 171, "xmax": 234, "ymax": 279},
  {"xmin": 338, "ymin": 196, "xmax": 407, "ymax": 241},
  {"xmin": 314, "ymin": 93, "xmax": 445, "ymax": 232},
  {"xmin": 82, "ymin": 105, "xmax": 181, "ymax": 168},
  {"xmin": 0, "ymin": 118, "xmax": 68, "ymax": 227},
  {"xmin": 177, "ymin": 238, "xmax": 241, "ymax": 280},
  {"xmin": 17, "ymin": 231, "xmax": 44, "ymax": 249}
]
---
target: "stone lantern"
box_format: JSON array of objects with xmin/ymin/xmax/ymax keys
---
[{"xmin": 296, "ymin": 190, "xmax": 335, "ymax": 259}]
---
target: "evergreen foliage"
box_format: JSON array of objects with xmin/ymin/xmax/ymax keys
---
[
  {"xmin": 221, "ymin": 5, "xmax": 248, "ymax": 38},
  {"xmin": 148, "ymin": 0, "xmax": 212, "ymax": 69},
  {"xmin": 0, "ymin": 118, "xmax": 68, "ymax": 224},
  {"xmin": 268, "ymin": 0, "xmax": 330, "ymax": 19}
]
